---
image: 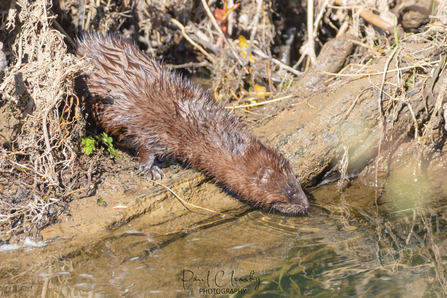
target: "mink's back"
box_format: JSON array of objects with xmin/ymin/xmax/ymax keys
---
[
  {"xmin": 76, "ymin": 34, "xmax": 251, "ymax": 169},
  {"xmin": 76, "ymin": 33, "xmax": 309, "ymax": 214}
]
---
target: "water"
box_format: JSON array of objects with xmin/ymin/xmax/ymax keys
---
[{"xmin": 1, "ymin": 175, "xmax": 447, "ymax": 297}]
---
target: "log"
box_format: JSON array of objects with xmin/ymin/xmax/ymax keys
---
[{"xmin": 254, "ymin": 43, "xmax": 445, "ymax": 186}]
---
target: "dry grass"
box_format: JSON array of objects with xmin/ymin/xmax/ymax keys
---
[{"xmin": 0, "ymin": 0, "xmax": 89, "ymax": 238}]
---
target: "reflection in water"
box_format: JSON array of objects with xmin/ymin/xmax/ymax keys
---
[{"xmin": 1, "ymin": 178, "xmax": 447, "ymax": 297}]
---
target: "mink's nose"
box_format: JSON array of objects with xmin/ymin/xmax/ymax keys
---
[{"xmin": 287, "ymin": 181, "xmax": 308, "ymax": 210}]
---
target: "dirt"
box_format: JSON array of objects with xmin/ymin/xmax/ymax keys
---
[{"xmin": 38, "ymin": 168, "xmax": 245, "ymax": 237}]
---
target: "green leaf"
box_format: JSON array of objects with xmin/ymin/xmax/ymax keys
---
[
  {"xmin": 82, "ymin": 136, "xmax": 97, "ymax": 155},
  {"xmin": 98, "ymin": 132, "xmax": 123, "ymax": 159}
]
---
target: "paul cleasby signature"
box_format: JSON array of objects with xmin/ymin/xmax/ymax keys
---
[{"xmin": 181, "ymin": 269, "xmax": 261, "ymax": 290}]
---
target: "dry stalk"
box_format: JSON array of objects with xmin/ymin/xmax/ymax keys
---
[
  {"xmin": 225, "ymin": 94, "xmax": 293, "ymax": 110},
  {"xmin": 170, "ymin": 18, "xmax": 215, "ymax": 64},
  {"xmin": 333, "ymin": 0, "xmax": 394, "ymax": 33},
  {"xmin": 345, "ymin": 88, "xmax": 370, "ymax": 119},
  {"xmin": 306, "ymin": 0, "xmax": 315, "ymax": 69},
  {"xmin": 320, "ymin": 60, "xmax": 440, "ymax": 77},
  {"xmin": 200, "ymin": 0, "xmax": 245, "ymax": 69},
  {"xmin": 244, "ymin": 0, "xmax": 263, "ymax": 67},
  {"xmin": 252, "ymin": 47, "xmax": 302, "ymax": 76},
  {"xmin": 313, "ymin": 0, "xmax": 333, "ymax": 37},
  {"xmin": 235, "ymin": 0, "xmax": 263, "ymax": 89},
  {"xmin": 374, "ymin": 45, "xmax": 398, "ymax": 212},
  {"xmin": 151, "ymin": 180, "xmax": 227, "ymax": 217}
]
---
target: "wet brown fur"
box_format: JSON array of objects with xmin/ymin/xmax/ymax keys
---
[{"xmin": 76, "ymin": 33, "xmax": 309, "ymax": 214}]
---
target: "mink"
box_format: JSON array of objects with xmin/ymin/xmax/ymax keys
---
[{"xmin": 76, "ymin": 33, "xmax": 309, "ymax": 214}]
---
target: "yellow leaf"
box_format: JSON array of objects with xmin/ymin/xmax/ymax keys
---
[
  {"xmin": 254, "ymin": 84, "xmax": 266, "ymax": 93},
  {"xmin": 239, "ymin": 35, "xmax": 249, "ymax": 49},
  {"xmin": 238, "ymin": 36, "xmax": 255, "ymax": 63},
  {"xmin": 240, "ymin": 51, "xmax": 255, "ymax": 63}
]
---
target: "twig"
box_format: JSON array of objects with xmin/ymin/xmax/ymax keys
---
[
  {"xmin": 166, "ymin": 61, "xmax": 213, "ymax": 69},
  {"xmin": 334, "ymin": 0, "xmax": 393, "ymax": 33},
  {"xmin": 53, "ymin": 19, "xmax": 77, "ymax": 48},
  {"xmin": 285, "ymin": 1, "xmax": 317, "ymax": 70},
  {"xmin": 324, "ymin": 62, "xmax": 371, "ymax": 84},
  {"xmin": 86, "ymin": 153, "xmax": 99, "ymax": 193},
  {"xmin": 227, "ymin": 0, "xmax": 235, "ymax": 36},
  {"xmin": 374, "ymin": 46, "xmax": 398, "ymax": 211},
  {"xmin": 336, "ymin": 20, "xmax": 349, "ymax": 37},
  {"xmin": 170, "ymin": 18, "xmax": 215, "ymax": 64},
  {"xmin": 407, "ymin": 102, "xmax": 418, "ymax": 140},
  {"xmin": 350, "ymin": 39, "xmax": 385, "ymax": 53},
  {"xmin": 267, "ymin": 62, "xmax": 273, "ymax": 91},
  {"xmin": 306, "ymin": 0, "xmax": 316, "ymax": 69},
  {"xmin": 313, "ymin": 0, "xmax": 332, "ymax": 37},
  {"xmin": 225, "ymin": 94, "xmax": 293, "ymax": 109},
  {"xmin": 8, "ymin": 160, "xmax": 45, "ymax": 177},
  {"xmin": 320, "ymin": 60, "xmax": 440, "ymax": 77},
  {"xmin": 200, "ymin": 0, "xmax": 246, "ymax": 70},
  {"xmin": 151, "ymin": 180, "xmax": 226, "ymax": 217},
  {"xmin": 345, "ymin": 88, "xmax": 371, "ymax": 119},
  {"xmin": 252, "ymin": 48, "xmax": 302, "ymax": 76},
  {"xmin": 378, "ymin": 47, "xmax": 399, "ymax": 124},
  {"xmin": 229, "ymin": 89, "xmax": 240, "ymax": 102},
  {"xmin": 292, "ymin": 50, "xmax": 307, "ymax": 70},
  {"xmin": 15, "ymin": 35, "xmax": 22, "ymax": 69},
  {"xmin": 42, "ymin": 0, "xmax": 48, "ymax": 31},
  {"xmin": 244, "ymin": 0, "xmax": 263, "ymax": 66}
]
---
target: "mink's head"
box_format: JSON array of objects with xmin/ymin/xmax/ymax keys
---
[{"xmin": 233, "ymin": 140, "xmax": 309, "ymax": 215}]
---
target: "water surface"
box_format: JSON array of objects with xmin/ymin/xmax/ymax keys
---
[{"xmin": 1, "ymin": 175, "xmax": 447, "ymax": 297}]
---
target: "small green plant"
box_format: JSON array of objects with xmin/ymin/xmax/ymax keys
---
[
  {"xmin": 402, "ymin": 248, "xmax": 412, "ymax": 257},
  {"xmin": 98, "ymin": 132, "xmax": 123, "ymax": 159},
  {"xmin": 97, "ymin": 197, "xmax": 107, "ymax": 207},
  {"xmin": 404, "ymin": 75, "xmax": 415, "ymax": 88},
  {"xmin": 82, "ymin": 132, "xmax": 123, "ymax": 159},
  {"xmin": 390, "ymin": 15, "xmax": 399, "ymax": 49},
  {"xmin": 82, "ymin": 136, "xmax": 97, "ymax": 155}
]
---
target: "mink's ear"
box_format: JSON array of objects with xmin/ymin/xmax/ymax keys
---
[{"xmin": 257, "ymin": 167, "xmax": 274, "ymax": 187}]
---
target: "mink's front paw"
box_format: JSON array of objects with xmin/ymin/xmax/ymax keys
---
[{"xmin": 136, "ymin": 163, "xmax": 165, "ymax": 180}]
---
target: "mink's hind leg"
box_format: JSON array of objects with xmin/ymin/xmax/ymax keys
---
[{"xmin": 136, "ymin": 147, "xmax": 165, "ymax": 180}]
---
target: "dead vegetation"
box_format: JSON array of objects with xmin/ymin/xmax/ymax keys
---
[
  {"xmin": 0, "ymin": 0, "xmax": 446, "ymax": 243},
  {"xmin": 0, "ymin": 0, "xmax": 90, "ymax": 237}
]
